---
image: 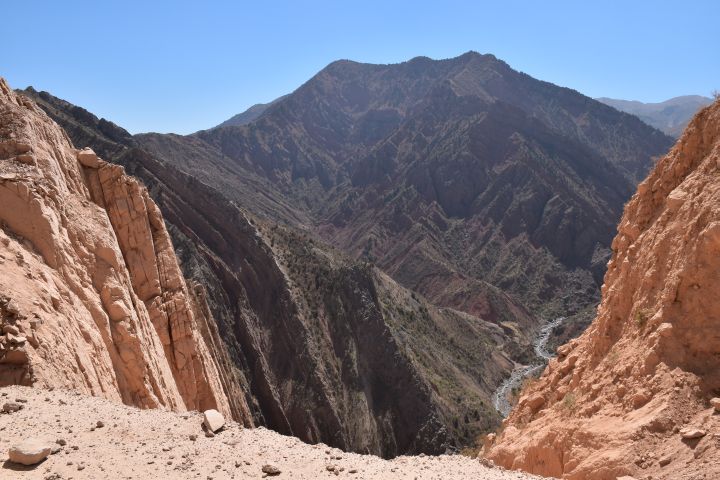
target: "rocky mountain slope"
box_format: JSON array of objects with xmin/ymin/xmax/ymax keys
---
[
  {"xmin": 16, "ymin": 81, "xmax": 536, "ymax": 456},
  {"xmin": 0, "ymin": 78, "xmax": 238, "ymax": 418},
  {"xmin": 143, "ymin": 52, "xmax": 674, "ymax": 322},
  {"xmin": 0, "ymin": 385, "xmax": 546, "ymax": 480},
  {"xmin": 485, "ymin": 100, "xmax": 720, "ymax": 479},
  {"xmin": 212, "ymin": 95, "xmax": 288, "ymax": 129},
  {"xmin": 16, "ymin": 52, "xmax": 677, "ymax": 453},
  {"xmin": 598, "ymin": 95, "xmax": 712, "ymax": 138}
]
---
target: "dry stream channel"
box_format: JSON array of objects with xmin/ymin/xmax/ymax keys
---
[{"xmin": 492, "ymin": 317, "xmax": 565, "ymax": 417}]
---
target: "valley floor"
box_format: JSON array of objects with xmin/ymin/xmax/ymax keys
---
[{"xmin": 0, "ymin": 386, "xmax": 543, "ymax": 480}]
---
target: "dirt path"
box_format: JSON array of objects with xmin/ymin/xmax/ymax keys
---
[{"xmin": 0, "ymin": 386, "xmax": 545, "ymax": 479}]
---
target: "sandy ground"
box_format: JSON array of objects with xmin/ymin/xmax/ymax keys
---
[{"xmin": 0, "ymin": 386, "xmax": 544, "ymax": 479}]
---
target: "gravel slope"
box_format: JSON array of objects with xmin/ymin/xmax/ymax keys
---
[{"xmin": 0, "ymin": 386, "xmax": 544, "ymax": 479}]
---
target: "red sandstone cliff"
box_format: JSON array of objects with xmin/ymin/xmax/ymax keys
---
[
  {"xmin": 485, "ymin": 100, "xmax": 720, "ymax": 479},
  {"xmin": 0, "ymin": 78, "xmax": 239, "ymax": 419}
]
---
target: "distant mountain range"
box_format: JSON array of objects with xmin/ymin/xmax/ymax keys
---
[{"xmin": 597, "ymin": 95, "xmax": 712, "ymax": 137}]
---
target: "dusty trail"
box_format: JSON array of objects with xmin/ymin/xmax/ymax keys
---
[{"xmin": 0, "ymin": 386, "xmax": 547, "ymax": 479}]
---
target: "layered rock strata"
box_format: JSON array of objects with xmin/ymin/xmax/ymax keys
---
[{"xmin": 0, "ymin": 78, "xmax": 234, "ymax": 418}]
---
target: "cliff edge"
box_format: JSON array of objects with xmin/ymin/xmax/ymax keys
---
[
  {"xmin": 485, "ymin": 100, "xmax": 720, "ymax": 479},
  {"xmin": 0, "ymin": 78, "xmax": 239, "ymax": 419}
]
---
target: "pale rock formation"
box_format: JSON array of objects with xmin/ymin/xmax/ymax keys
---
[
  {"xmin": 8, "ymin": 438, "xmax": 52, "ymax": 465},
  {"xmin": 485, "ymin": 100, "xmax": 720, "ymax": 479},
  {"xmin": 0, "ymin": 78, "xmax": 231, "ymax": 418},
  {"xmin": 202, "ymin": 408, "xmax": 225, "ymax": 432}
]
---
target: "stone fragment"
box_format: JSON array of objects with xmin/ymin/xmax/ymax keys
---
[
  {"xmin": 202, "ymin": 409, "xmax": 225, "ymax": 433},
  {"xmin": 657, "ymin": 323, "xmax": 673, "ymax": 337},
  {"xmin": 680, "ymin": 427, "xmax": 706, "ymax": 439},
  {"xmin": 526, "ymin": 394, "xmax": 545, "ymax": 413},
  {"xmin": 2, "ymin": 402, "xmax": 23, "ymax": 413},
  {"xmin": 557, "ymin": 344, "xmax": 573, "ymax": 357},
  {"xmin": 8, "ymin": 438, "xmax": 52, "ymax": 465},
  {"xmin": 7, "ymin": 333, "xmax": 27, "ymax": 345},
  {"xmin": 2, "ymin": 324, "xmax": 20, "ymax": 335},
  {"xmin": 479, "ymin": 458, "xmax": 495, "ymax": 468},
  {"xmin": 6, "ymin": 300, "xmax": 20, "ymax": 315},
  {"xmin": 77, "ymin": 148, "xmax": 101, "ymax": 168},
  {"xmin": 16, "ymin": 154, "xmax": 35, "ymax": 165},
  {"xmin": 632, "ymin": 392, "xmax": 650, "ymax": 409},
  {"xmin": 710, "ymin": 397, "xmax": 720, "ymax": 412},
  {"xmin": 262, "ymin": 464, "xmax": 281, "ymax": 476}
]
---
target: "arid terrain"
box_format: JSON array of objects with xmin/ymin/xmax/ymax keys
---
[
  {"xmin": 1, "ymin": 34, "xmax": 717, "ymax": 480},
  {"xmin": 0, "ymin": 385, "xmax": 544, "ymax": 480},
  {"xmin": 486, "ymin": 99, "xmax": 720, "ymax": 479}
]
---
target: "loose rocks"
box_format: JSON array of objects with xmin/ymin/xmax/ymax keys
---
[
  {"xmin": 203, "ymin": 409, "xmax": 225, "ymax": 433},
  {"xmin": 262, "ymin": 464, "xmax": 281, "ymax": 476},
  {"xmin": 8, "ymin": 438, "xmax": 53, "ymax": 465}
]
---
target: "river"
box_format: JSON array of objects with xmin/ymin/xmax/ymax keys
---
[{"xmin": 492, "ymin": 316, "xmax": 565, "ymax": 417}]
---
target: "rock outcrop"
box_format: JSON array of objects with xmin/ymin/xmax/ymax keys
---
[
  {"xmin": 485, "ymin": 100, "xmax": 720, "ymax": 479},
  {"xmin": 0, "ymin": 78, "xmax": 234, "ymax": 419}
]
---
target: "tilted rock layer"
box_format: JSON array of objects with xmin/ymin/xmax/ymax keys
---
[
  {"xmin": 485, "ymin": 100, "xmax": 720, "ymax": 479},
  {"xmin": 0, "ymin": 78, "xmax": 237, "ymax": 419}
]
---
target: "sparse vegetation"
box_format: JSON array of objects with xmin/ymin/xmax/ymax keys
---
[
  {"xmin": 562, "ymin": 391, "xmax": 577, "ymax": 411},
  {"xmin": 634, "ymin": 308, "xmax": 652, "ymax": 329}
]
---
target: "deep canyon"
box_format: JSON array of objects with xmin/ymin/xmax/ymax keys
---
[{"xmin": 1, "ymin": 48, "xmax": 718, "ymax": 480}]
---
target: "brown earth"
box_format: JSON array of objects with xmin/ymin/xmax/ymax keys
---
[
  {"xmin": 0, "ymin": 385, "xmax": 548, "ymax": 480},
  {"xmin": 485, "ymin": 100, "xmax": 720, "ymax": 479}
]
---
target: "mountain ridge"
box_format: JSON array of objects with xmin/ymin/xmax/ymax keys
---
[{"xmin": 597, "ymin": 94, "xmax": 713, "ymax": 137}]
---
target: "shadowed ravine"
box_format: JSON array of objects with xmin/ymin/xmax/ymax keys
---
[{"xmin": 492, "ymin": 317, "xmax": 565, "ymax": 417}]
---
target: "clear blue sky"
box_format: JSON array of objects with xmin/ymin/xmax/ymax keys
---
[{"xmin": 3, "ymin": 0, "xmax": 718, "ymax": 134}]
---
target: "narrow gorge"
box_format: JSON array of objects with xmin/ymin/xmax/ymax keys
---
[
  {"xmin": 486, "ymin": 99, "xmax": 720, "ymax": 479},
  {"xmin": 2, "ymin": 77, "xmax": 531, "ymax": 457}
]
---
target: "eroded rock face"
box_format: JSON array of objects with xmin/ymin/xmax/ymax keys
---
[
  {"xmin": 0, "ymin": 78, "xmax": 232, "ymax": 418},
  {"xmin": 485, "ymin": 100, "xmax": 720, "ymax": 479}
]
